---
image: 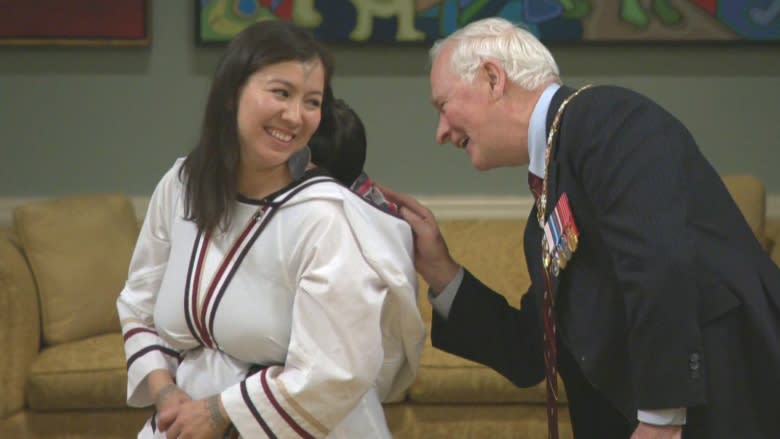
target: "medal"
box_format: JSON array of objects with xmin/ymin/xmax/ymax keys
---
[
  {"xmin": 566, "ymin": 228, "xmax": 578, "ymax": 253},
  {"xmin": 542, "ymin": 236, "xmax": 552, "ymax": 269}
]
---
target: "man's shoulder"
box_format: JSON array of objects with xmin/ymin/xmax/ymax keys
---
[
  {"xmin": 575, "ymin": 85, "xmax": 651, "ymax": 106},
  {"xmin": 561, "ymin": 85, "xmax": 661, "ymax": 126}
]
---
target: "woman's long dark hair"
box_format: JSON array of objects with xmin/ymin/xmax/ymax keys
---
[{"xmin": 179, "ymin": 20, "xmax": 334, "ymax": 232}]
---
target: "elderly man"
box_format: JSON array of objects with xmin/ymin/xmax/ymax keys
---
[{"xmin": 384, "ymin": 17, "xmax": 780, "ymax": 439}]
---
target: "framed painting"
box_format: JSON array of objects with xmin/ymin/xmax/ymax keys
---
[
  {"xmin": 196, "ymin": 0, "xmax": 780, "ymax": 45},
  {"xmin": 0, "ymin": 0, "xmax": 149, "ymax": 47}
]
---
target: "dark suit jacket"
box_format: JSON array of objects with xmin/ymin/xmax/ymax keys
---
[{"xmin": 431, "ymin": 85, "xmax": 780, "ymax": 438}]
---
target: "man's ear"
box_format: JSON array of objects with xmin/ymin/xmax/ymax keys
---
[{"xmin": 482, "ymin": 59, "xmax": 506, "ymax": 100}]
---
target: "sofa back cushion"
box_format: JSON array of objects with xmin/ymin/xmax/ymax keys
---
[
  {"xmin": 417, "ymin": 219, "xmax": 530, "ymax": 324},
  {"xmin": 14, "ymin": 194, "xmax": 139, "ymax": 346}
]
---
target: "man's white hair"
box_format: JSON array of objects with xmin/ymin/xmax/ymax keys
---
[{"xmin": 430, "ymin": 17, "xmax": 560, "ymax": 91}]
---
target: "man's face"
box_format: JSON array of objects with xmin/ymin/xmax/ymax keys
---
[{"xmin": 430, "ymin": 47, "xmax": 499, "ymax": 171}]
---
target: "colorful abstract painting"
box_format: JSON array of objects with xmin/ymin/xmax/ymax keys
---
[{"xmin": 196, "ymin": 0, "xmax": 780, "ymax": 45}]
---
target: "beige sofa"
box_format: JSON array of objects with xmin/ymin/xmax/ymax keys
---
[{"xmin": 2, "ymin": 175, "xmax": 778, "ymax": 439}]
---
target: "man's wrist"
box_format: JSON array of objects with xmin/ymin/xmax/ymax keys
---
[
  {"xmin": 637, "ymin": 408, "xmax": 687, "ymax": 426},
  {"xmin": 425, "ymin": 261, "xmax": 461, "ymax": 295},
  {"xmin": 429, "ymin": 266, "xmax": 464, "ymax": 320}
]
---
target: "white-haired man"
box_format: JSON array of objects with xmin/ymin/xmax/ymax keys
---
[{"xmin": 384, "ymin": 17, "xmax": 780, "ymax": 439}]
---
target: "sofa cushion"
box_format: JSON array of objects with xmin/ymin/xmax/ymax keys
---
[
  {"xmin": 413, "ymin": 219, "xmax": 557, "ymax": 404},
  {"xmin": 405, "ymin": 404, "xmax": 574, "ymax": 439},
  {"xmin": 0, "ymin": 409, "xmax": 154, "ymax": 439},
  {"xmin": 409, "ymin": 332, "xmax": 566, "ymax": 404},
  {"xmin": 26, "ymin": 333, "xmax": 128, "ymax": 410},
  {"xmin": 14, "ymin": 194, "xmax": 138, "ymax": 346}
]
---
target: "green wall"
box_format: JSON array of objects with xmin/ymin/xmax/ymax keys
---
[{"xmin": 1, "ymin": 1, "xmax": 779, "ymax": 197}]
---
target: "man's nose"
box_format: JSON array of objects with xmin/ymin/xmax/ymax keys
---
[{"xmin": 435, "ymin": 116, "xmax": 450, "ymax": 144}]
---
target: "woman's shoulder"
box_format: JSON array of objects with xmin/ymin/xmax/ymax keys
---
[
  {"xmin": 271, "ymin": 177, "xmax": 346, "ymax": 220},
  {"xmin": 280, "ymin": 175, "xmax": 351, "ymax": 205},
  {"xmin": 148, "ymin": 157, "xmax": 187, "ymax": 194}
]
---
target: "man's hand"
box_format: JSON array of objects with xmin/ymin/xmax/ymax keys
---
[
  {"xmin": 158, "ymin": 395, "xmax": 230, "ymax": 439},
  {"xmin": 631, "ymin": 422, "xmax": 682, "ymax": 439},
  {"xmin": 378, "ymin": 184, "xmax": 460, "ymax": 293}
]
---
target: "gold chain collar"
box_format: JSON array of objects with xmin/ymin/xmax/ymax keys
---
[{"xmin": 536, "ymin": 84, "xmax": 592, "ymax": 228}]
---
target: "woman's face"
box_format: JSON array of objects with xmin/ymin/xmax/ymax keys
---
[{"xmin": 236, "ymin": 59, "xmax": 325, "ymax": 172}]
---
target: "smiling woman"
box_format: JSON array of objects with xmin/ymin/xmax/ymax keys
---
[
  {"xmin": 180, "ymin": 20, "xmax": 334, "ymax": 233},
  {"xmin": 115, "ymin": 20, "xmax": 425, "ymax": 439}
]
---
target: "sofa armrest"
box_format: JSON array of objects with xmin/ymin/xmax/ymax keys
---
[{"xmin": 0, "ymin": 228, "xmax": 41, "ymax": 419}]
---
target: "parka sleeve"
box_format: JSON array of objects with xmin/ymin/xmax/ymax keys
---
[{"xmin": 116, "ymin": 160, "xmax": 184, "ymax": 407}]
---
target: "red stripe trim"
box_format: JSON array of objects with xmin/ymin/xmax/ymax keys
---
[
  {"xmin": 260, "ymin": 369, "xmax": 316, "ymax": 439},
  {"xmin": 183, "ymin": 232, "xmax": 205, "ymax": 346},
  {"xmin": 208, "ymin": 214, "xmax": 267, "ymax": 337},
  {"xmin": 240, "ymin": 379, "xmax": 278, "ymax": 438},
  {"xmin": 199, "ymin": 218, "xmax": 258, "ymax": 344},
  {"xmin": 122, "ymin": 327, "xmax": 156, "ymax": 341},
  {"xmin": 354, "ymin": 179, "xmax": 372, "ymax": 195},
  {"xmin": 126, "ymin": 345, "xmax": 180, "ymax": 369},
  {"xmin": 560, "ymin": 193, "xmax": 579, "ymax": 235},
  {"xmin": 191, "ymin": 233, "xmax": 213, "ymax": 347}
]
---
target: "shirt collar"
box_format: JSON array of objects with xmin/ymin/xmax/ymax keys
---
[{"xmin": 527, "ymin": 83, "xmax": 561, "ymax": 178}]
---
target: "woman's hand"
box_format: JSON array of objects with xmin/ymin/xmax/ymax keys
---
[
  {"xmin": 158, "ymin": 395, "xmax": 230, "ymax": 439},
  {"xmin": 154, "ymin": 383, "xmax": 192, "ymax": 415}
]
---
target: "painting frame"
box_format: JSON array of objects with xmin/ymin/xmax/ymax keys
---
[
  {"xmin": 195, "ymin": 0, "xmax": 780, "ymax": 47},
  {"xmin": 0, "ymin": 0, "xmax": 150, "ymax": 47}
]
